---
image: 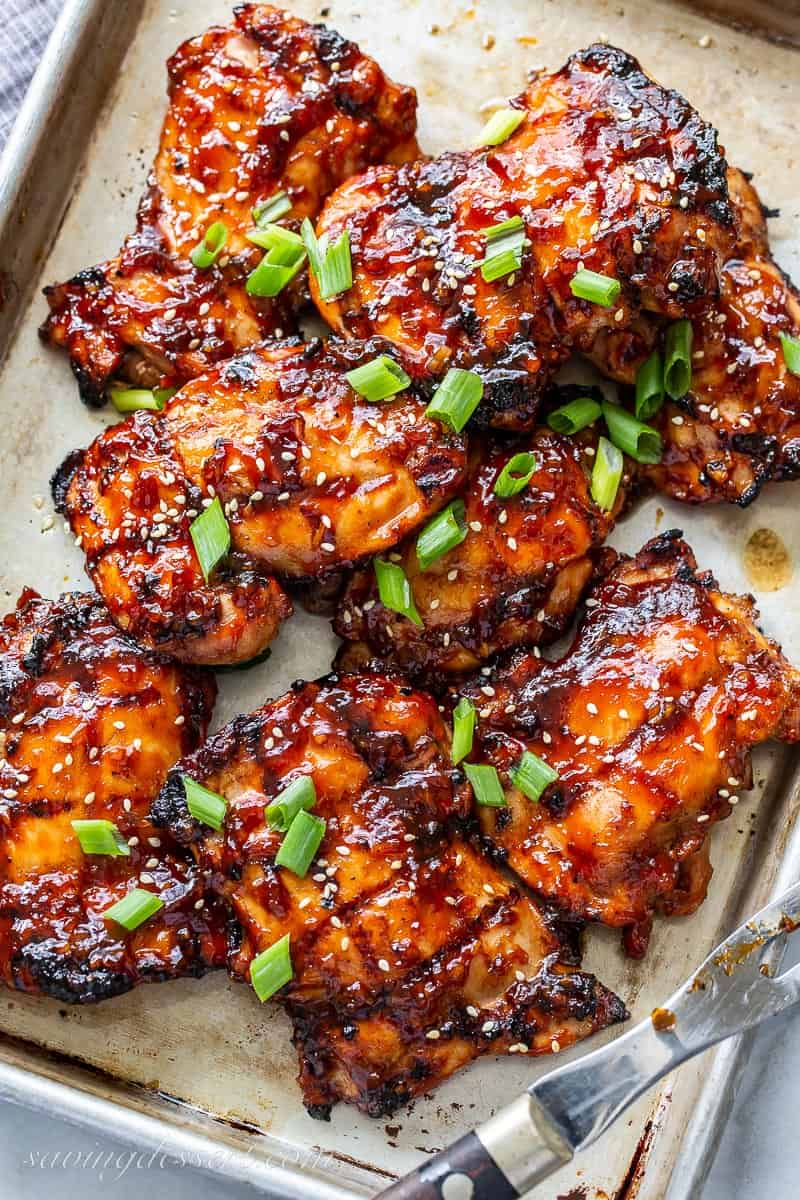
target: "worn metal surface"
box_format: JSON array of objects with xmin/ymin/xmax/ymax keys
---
[{"xmin": 0, "ymin": 1, "xmax": 798, "ymax": 1198}]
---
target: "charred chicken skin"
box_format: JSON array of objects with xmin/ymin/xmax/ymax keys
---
[
  {"xmin": 152, "ymin": 673, "xmax": 625, "ymax": 1118},
  {"xmin": 41, "ymin": 4, "xmax": 420, "ymax": 406},
  {"xmin": 0, "ymin": 590, "xmax": 225, "ymax": 1002},
  {"xmin": 461, "ymin": 532, "xmax": 800, "ymax": 957},
  {"xmin": 335, "ymin": 420, "xmax": 621, "ymax": 686},
  {"xmin": 53, "ymin": 338, "xmax": 466, "ymax": 665},
  {"xmin": 313, "ymin": 43, "xmax": 736, "ymax": 430}
]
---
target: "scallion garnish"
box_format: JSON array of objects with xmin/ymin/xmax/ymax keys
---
[
  {"xmin": 602, "ymin": 400, "xmax": 663, "ymax": 465},
  {"xmin": 570, "ymin": 268, "xmax": 621, "ymax": 308},
  {"xmin": 189, "ymin": 497, "xmax": 231, "ymax": 582},
  {"xmin": 346, "ymin": 355, "xmax": 411, "ymax": 402},
  {"xmin": 246, "ymin": 222, "xmax": 304, "ymax": 253},
  {"xmin": 425, "ymin": 368, "xmax": 483, "ymax": 433},
  {"xmin": 275, "ymin": 809, "xmax": 327, "ymax": 877},
  {"xmin": 591, "ymin": 436, "xmax": 624, "ymax": 512},
  {"xmin": 250, "ymin": 934, "xmax": 293, "ymax": 1002},
  {"xmin": 480, "ymin": 215, "xmax": 526, "ymax": 282},
  {"xmin": 664, "ymin": 319, "xmax": 693, "ymax": 398},
  {"xmin": 374, "ymin": 559, "xmax": 423, "ymax": 626},
  {"xmin": 511, "ymin": 750, "xmax": 558, "ymax": 803},
  {"xmin": 416, "ymin": 500, "xmax": 467, "ymax": 571},
  {"xmin": 71, "ymin": 819, "xmax": 130, "ymax": 857},
  {"xmin": 265, "ymin": 776, "xmax": 317, "ymax": 832},
  {"xmin": 109, "ymin": 386, "xmax": 175, "ymax": 414},
  {"xmin": 475, "ymin": 107, "xmax": 525, "ymax": 148},
  {"xmin": 190, "ymin": 221, "xmax": 228, "ymax": 269},
  {"xmin": 546, "ymin": 396, "xmax": 602, "ymax": 436},
  {"xmin": 252, "ymin": 191, "xmax": 292, "ymax": 228},
  {"xmin": 183, "ymin": 776, "xmax": 227, "ymax": 831},
  {"xmin": 463, "ymin": 762, "xmax": 506, "ymax": 808},
  {"xmin": 301, "ymin": 218, "xmax": 352, "ymax": 299},
  {"xmin": 451, "ymin": 697, "xmax": 476, "ymax": 766},
  {"xmin": 779, "ymin": 331, "xmax": 800, "ymax": 377},
  {"xmin": 246, "ymin": 223, "xmax": 307, "ymax": 297},
  {"xmin": 494, "ymin": 452, "xmax": 537, "ymax": 498},
  {"xmin": 104, "ymin": 887, "xmax": 164, "ymax": 931},
  {"xmin": 635, "ymin": 351, "xmax": 665, "ymax": 420}
]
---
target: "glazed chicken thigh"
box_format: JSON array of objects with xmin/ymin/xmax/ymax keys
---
[
  {"xmin": 41, "ymin": 4, "xmax": 420, "ymax": 406},
  {"xmin": 152, "ymin": 673, "xmax": 625, "ymax": 1117},
  {"xmin": 0, "ymin": 590, "xmax": 225, "ymax": 1002}
]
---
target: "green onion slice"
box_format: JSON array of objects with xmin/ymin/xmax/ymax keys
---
[
  {"xmin": 463, "ymin": 762, "xmax": 506, "ymax": 808},
  {"xmin": 250, "ymin": 933, "xmax": 293, "ymax": 1002},
  {"xmin": 451, "ymin": 697, "xmax": 476, "ymax": 765},
  {"xmin": 275, "ymin": 809, "xmax": 327, "ymax": 877},
  {"xmin": 475, "ymin": 107, "xmax": 525, "ymax": 148},
  {"xmin": 635, "ymin": 351, "xmax": 665, "ymax": 420},
  {"xmin": 591, "ymin": 436, "xmax": 624, "ymax": 512},
  {"xmin": 246, "ymin": 224, "xmax": 307, "ymax": 298},
  {"xmin": 374, "ymin": 559, "xmax": 423, "ymax": 626},
  {"xmin": 109, "ymin": 386, "xmax": 175, "ymax": 414},
  {"xmin": 511, "ymin": 750, "xmax": 558, "ymax": 803},
  {"xmin": 346, "ymin": 355, "xmax": 411, "ymax": 402},
  {"xmin": 416, "ymin": 500, "xmax": 467, "ymax": 571},
  {"xmin": 547, "ymin": 396, "xmax": 602, "ymax": 436},
  {"xmin": 494, "ymin": 452, "xmax": 537, "ymax": 499},
  {"xmin": 664, "ymin": 319, "xmax": 693, "ymax": 399},
  {"xmin": 265, "ymin": 776, "xmax": 317, "ymax": 832},
  {"xmin": 252, "ymin": 191, "xmax": 291, "ymax": 228},
  {"xmin": 425, "ymin": 368, "xmax": 483, "ymax": 433},
  {"xmin": 779, "ymin": 331, "xmax": 800, "ymax": 377},
  {"xmin": 183, "ymin": 776, "xmax": 227, "ymax": 831},
  {"xmin": 481, "ymin": 248, "xmax": 523, "ymax": 283},
  {"xmin": 602, "ymin": 400, "xmax": 663, "ymax": 465},
  {"xmin": 301, "ymin": 218, "xmax": 352, "ymax": 299},
  {"xmin": 71, "ymin": 819, "xmax": 130, "ymax": 857},
  {"xmin": 570, "ymin": 268, "xmax": 621, "ymax": 308},
  {"xmin": 246, "ymin": 223, "xmax": 304, "ymax": 253},
  {"xmin": 189, "ymin": 497, "xmax": 231, "ymax": 582},
  {"xmin": 190, "ymin": 221, "xmax": 228, "ymax": 269},
  {"xmin": 105, "ymin": 887, "xmax": 164, "ymax": 931},
  {"xmin": 480, "ymin": 216, "xmax": 526, "ymax": 282}
]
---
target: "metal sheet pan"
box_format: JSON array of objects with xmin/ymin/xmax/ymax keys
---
[{"xmin": 0, "ymin": 1, "xmax": 798, "ymax": 1196}]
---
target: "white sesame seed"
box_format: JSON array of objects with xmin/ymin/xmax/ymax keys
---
[
  {"xmin": 378, "ymin": 959, "xmax": 390, "ymax": 972},
  {"xmin": 426, "ymin": 1029, "xmax": 441, "ymax": 1040}
]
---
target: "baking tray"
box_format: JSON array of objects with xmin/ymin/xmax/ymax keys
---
[{"xmin": 0, "ymin": 1, "xmax": 799, "ymax": 1196}]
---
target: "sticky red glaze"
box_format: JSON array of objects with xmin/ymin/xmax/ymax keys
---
[
  {"xmin": 0, "ymin": 590, "xmax": 226, "ymax": 1002},
  {"xmin": 40, "ymin": 4, "xmax": 420, "ymax": 406},
  {"xmin": 314, "ymin": 43, "xmax": 736, "ymax": 431},
  {"xmin": 152, "ymin": 673, "xmax": 625, "ymax": 1118},
  {"xmin": 462, "ymin": 532, "xmax": 800, "ymax": 956}
]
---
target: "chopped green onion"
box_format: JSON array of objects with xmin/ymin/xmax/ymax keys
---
[
  {"xmin": 246, "ymin": 223, "xmax": 304, "ymax": 253},
  {"xmin": 301, "ymin": 218, "xmax": 352, "ymax": 299},
  {"xmin": 547, "ymin": 396, "xmax": 602, "ymax": 436},
  {"xmin": 481, "ymin": 248, "xmax": 523, "ymax": 283},
  {"xmin": 183, "ymin": 776, "xmax": 227, "ymax": 831},
  {"xmin": 109, "ymin": 386, "xmax": 175, "ymax": 414},
  {"xmin": 591, "ymin": 436, "xmax": 624, "ymax": 512},
  {"xmin": 664, "ymin": 319, "xmax": 693, "ymax": 399},
  {"xmin": 346, "ymin": 355, "xmax": 411, "ymax": 402},
  {"xmin": 635, "ymin": 351, "xmax": 665, "ymax": 420},
  {"xmin": 511, "ymin": 750, "xmax": 558, "ymax": 803},
  {"xmin": 416, "ymin": 501, "xmax": 467, "ymax": 571},
  {"xmin": 250, "ymin": 933, "xmax": 293, "ymax": 1002},
  {"xmin": 570, "ymin": 268, "xmax": 621, "ymax": 308},
  {"xmin": 275, "ymin": 809, "xmax": 327, "ymax": 877},
  {"xmin": 374, "ymin": 559, "xmax": 423, "ymax": 627},
  {"xmin": 246, "ymin": 224, "xmax": 307, "ymax": 298},
  {"xmin": 480, "ymin": 216, "xmax": 526, "ymax": 282},
  {"xmin": 451, "ymin": 698, "xmax": 476, "ymax": 766},
  {"xmin": 494, "ymin": 452, "xmax": 537, "ymax": 499},
  {"xmin": 425, "ymin": 368, "xmax": 483, "ymax": 433},
  {"xmin": 779, "ymin": 332, "xmax": 800, "ymax": 377},
  {"xmin": 190, "ymin": 221, "xmax": 228, "ymax": 269},
  {"xmin": 252, "ymin": 191, "xmax": 291, "ymax": 227},
  {"xmin": 265, "ymin": 776, "xmax": 317, "ymax": 832},
  {"xmin": 475, "ymin": 107, "xmax": 525, "ymax": 147},
  {"xmin": 71, "ymin": 819, "xmax": 130, "ymax": 857},
  {"xmin": 104, "ymin": 887, "xmax": 164, "ymax": 931},
  {"xmin": 602, "ymin": 400, "xmax": 663, "ymax": 465},
  {"xmin": 189, "ymin": 497, "xmax": 231, "ymax": 582},
  {"xmin": 463, "ymin": 762, "xmax": 506, "ymax": 808}
]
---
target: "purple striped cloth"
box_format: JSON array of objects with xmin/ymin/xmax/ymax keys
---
[{"xmin": 0, "ymin": 0, "xmax": 62, "ymax": 148}]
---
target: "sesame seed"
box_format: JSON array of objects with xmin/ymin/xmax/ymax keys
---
[
  {"xmin": 697, "ymin": 814, "xmax": 710, "ymax": 823},
  {"xmin": 587, "ymin": 702, "xmax": 598, "ymax": 715},
  {"xmin": 466, "ymin": 1005, "xmax": 479, "ymax": 1018},
  {"xmin": 426, "ymin": 1029, "xmax": 441, "ymax": 1040},
  {"xmin": 483, "ymin": 883, "xmax": 495, "ymax": 895},
  {"xmin": 341, "ymin": 936, "xmax": 350, "ymax": 951},
  {"xmin": 378, "ymin": 959, "xmax": 391, "ymax": 972},
  {"xmin": 174, "ymin": 715, "xmax": 185, "ymax": 726}
]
